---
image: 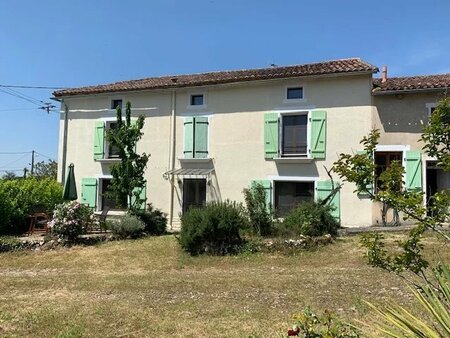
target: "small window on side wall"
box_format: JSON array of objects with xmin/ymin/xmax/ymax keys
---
[
  {"xmin": 286, "ymin": 87, "xmax": 303, "ymax": 100},
  {"xmin": 190, "ymin": 94, "xmax": 204, "ymax": 106},
  {"xmin": 111, "ymin": 99, "xmax": 123, "ymax": 110}
]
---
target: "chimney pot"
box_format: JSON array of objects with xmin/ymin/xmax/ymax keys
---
[{"xmin": 382, "ymin": 65, "xmax": 387, "ymax": 83}]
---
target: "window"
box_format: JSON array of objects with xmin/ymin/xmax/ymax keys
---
[
  {"xmin": 106, "ymin": 122, "xmax": 120, "ymax": 158},
  {"xmin": 286, "ymin": 87, "xmax": 303, "ymax": 100},
  {"xmin": 93, "ymin": 120, "xmax": 125, "ymax": 161},
  {"xmin": 111, "ymin": 99, "xmax": 123, "ymax": 110},
  {"xmin": 100, "ymin": 178, "xmax": 126, "ymax": 211},
  {"xmin": 190, "ymin": 94, "xmax": 204, "ymax": 106},
  {"xmin": 183, "ymin": 116, "xmax": 209, "ymax": 158},
  {"xmin": 264, "ymin": 110, "xmax": 326, "ymax": 160},
  {"xmin": 375, "ymin": 151, "xmax": 403, "ymax": 191},
  {"xmin": 281, "ymin": 114, "xmax": 308, "ymax": 156},
  {"xmin": 274, "ymin": 181, "xmax": 314, "ymax": 216}
]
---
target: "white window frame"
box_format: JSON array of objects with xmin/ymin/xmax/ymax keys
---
[
  {"xmin": 426, "ymin": 102, "xmax": 437, "ymax": 116},
  {"xmin": 109, "ymin": 97, "xmax": 124, "ymax": 113},
  {"xmin": 278, "ymin": 110, "xmax": 311, "ymax": 158},
  {"xmin": 283, "ymin": 84, "xmax": 306, "ymax": 104},
  {"xmin": 187, "ymin": 91, "xmax": 207, "ymax": 109},
  {"xmin": 97, "ymin": 117, "xmax": 136, "ymax": 161},
  {"xmin": 374, "ymin": 145, "xmax": 410, "ymax": 191},
  {"xmin": 94, "ymin": 175, "xmax": 127, "ymax": 214},
  {"xmin": 269, "ymin": 177, "xmax": 318, "ymax": 214}
]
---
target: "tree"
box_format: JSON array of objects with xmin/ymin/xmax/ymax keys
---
[
  {"xmin": 1, "ymin": 171, "xmax": 17, "ymax": 180},
  {"xmin": 106, "ymin": 101, "xmax": 149, "ymax": 212},
  {"xmin": 32, "ymin": 159, "xmax": 57, "ymax": 179},
  {"xmin": 332, "ymin": 98, "xmax": 450, "ymax": 336},
  {"xmin": 333, "ymin": 97, "xmax": 450, "ymax": 278}
]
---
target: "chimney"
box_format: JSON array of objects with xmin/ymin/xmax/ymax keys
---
[{"xmin": 382, "ymin": 65, "xmax": 387, "ymax": 83}]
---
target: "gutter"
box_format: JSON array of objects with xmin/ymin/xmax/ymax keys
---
[
  {"xmin": 51, "ymin": 97, "xmax": 68, "ymax": 184},
  {"xmin": 168, "ymin": 90, "xmax": 176, "ymax": 229},
  {"xmin": 372, "ymin": 87, "xmax": 450, "ymax": 96}
]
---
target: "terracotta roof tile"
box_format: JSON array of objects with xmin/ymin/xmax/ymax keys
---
[
  {"xmin": 54, "ymin": 58, "xmax": 378, "ymax": 97},
  {"xmin": 373, "ymin": 74, "xmax": 450, "ymax": 94}
]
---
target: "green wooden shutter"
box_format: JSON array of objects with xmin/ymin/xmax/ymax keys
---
[
  {"xmin": 310, "ymin": 110, "xmax": 327, "ymax": 159},
  {"xmin": 251, "ymin": 180, "xmax": 272, "ymax": 211},
  {"xmin": 194, "ymin": 117, "xmax": 209, "ymax": 158},
  {"xmin": 81, "ymin": 178, "xmax": 97, "ymax": 209},
  {"xmin": 94, "ymin": 121, "xmax": 105, "ymax": 160},
  {"xmin": 264, "ymin": 113, "xmax": 279, "ymax": 159},
  {"xmin": 356, "ymin": 150, "xmax": 373, "ymax": 196},
  {"xmin": 405, "ymin": 151, "xmax": 422, "ymax": 191},
  {"xmin": 131, "ymin": 184, "xmax": 147, "ymax": 210},
  {"xmin": 184, "ymin": 117, "xmax": 194, "ymax": 159},
  {"xmin": 316, "ymin": 180, "xmax": 340, "ymax": 222}
]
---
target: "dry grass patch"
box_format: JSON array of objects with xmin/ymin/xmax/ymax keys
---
[{"xmin": 0, "ymin": 233, "xmax": 448, "ymax": 337}]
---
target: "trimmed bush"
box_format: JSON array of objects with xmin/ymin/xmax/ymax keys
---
[
  {"xmin": 0, "ymin": 236, "xmax": 22, "ymax": 253},
  {"xmin": 243, "ymin": 182, "xmax": 272, "ymax": 236},
  {"xmin": 0, "ymin": 177, "xmax": 63, "ymax": 235},
  {"xmin": 49, "ymin": 201, "xmax": 93, "ymax": 241},
  {"xmin": 133, "ymin": 203, "xmax": 167, "ymax": 235},
  {"xmin": 179, "ymin": 200, "xmax": 247, "ymax": 255},
  {"xmin": 275, "ymin": 201, "xmax": 339, "ymax": 237},
  {"xmin": 108, "ymin": 214, "xmax": 145, "ymax": 239}
]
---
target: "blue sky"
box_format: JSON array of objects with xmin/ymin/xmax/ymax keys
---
[{"xmin": 0, "ymin": 0, "xmax": 449, "ymax": 175}]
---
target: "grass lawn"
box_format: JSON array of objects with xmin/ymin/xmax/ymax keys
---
[{"xmin": 0, "ymin": 233, "xmax": 448, "ymax": 337}]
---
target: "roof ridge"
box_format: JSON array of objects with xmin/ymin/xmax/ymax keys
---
[{"xmin": 374, "ymin": 73, "xmax": 450, "ymax": 81}]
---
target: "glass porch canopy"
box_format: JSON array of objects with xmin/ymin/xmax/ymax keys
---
[{"xmin": 163, "ymin": 168, "xmax": 214, "ymax": 179}]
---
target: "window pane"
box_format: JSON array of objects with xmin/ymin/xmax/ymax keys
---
[
  {"xmin": 375, "ymin": 151, "xmax": 403, "ymax": 192},
  {"xmin": 274, "ymin": 181, "xmax": 314, "ymax": 216},
  {"xmin": 111, "ymin": 99, "xmax": 122, "ymax": 109},
  {"xmin": 287, "ymin": 87, "xmax": 303, "ymax": 100},
  {"xmin": 101, "ymin": 179, "xmax": 126, "ymax": 210},
  {"xmin": 108, "ymin": 123, "xmax": 120, "ymax": 158},
  {"xmin": 282, "ymin": 114, "xmax": 307, "ymax": 155},
  {"xmin": 190, "ymin": 95, "xmax": 204, "ymax": 106}
]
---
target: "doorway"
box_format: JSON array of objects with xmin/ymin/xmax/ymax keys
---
[
  {"xmin": 426, "ymin": 161, "xmax": 450, "ymax": 214},
  {"xmin": 183, "ymin": 178, "xmax": 207, "ymax": 213}
]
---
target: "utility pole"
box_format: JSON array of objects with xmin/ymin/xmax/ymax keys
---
[
  {"xmin": 23, "ymin": 168, "xmax": 28, "ymax": 178},
  {"xmin": 30, "ymin": 150, "xmax": 35, "ymax": 175}
]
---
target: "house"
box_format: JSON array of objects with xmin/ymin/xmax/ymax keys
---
[{"xmin": 52, "ymin": 58, "xmax": 450, "ymax": 228}]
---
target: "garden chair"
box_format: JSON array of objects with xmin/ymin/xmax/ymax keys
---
[
  {"xmin": 27, "ymin": 205, "xmax": 50, "ymax": 235},
  {"xmin": 91, "ymin": 206, "xmax": 110, "ymax": 233}
]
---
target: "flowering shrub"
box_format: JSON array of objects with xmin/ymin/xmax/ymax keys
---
[
  {"xmin": 49, "ymin": 201, "xmax": 93, "ymax": 241},
  {"xmin": 284, "ymin": 307, "xmax": 360, "ymax": 337}
]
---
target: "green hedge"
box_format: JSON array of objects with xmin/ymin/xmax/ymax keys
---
[
  {"xmin": 179, "ymin": 201, "xmax": 247, "ymax": 255},
  {"xmin": 0, "ymin": 177, "xmax": 63, "ymax": 235}
]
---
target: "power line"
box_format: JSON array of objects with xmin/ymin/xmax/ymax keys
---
[
  {"xmin": 0, "ymin": 87, "xmax": 42, "ymax": 106},
  {"xmin": 0, "ymin": 151, "xmax": 31, "ymax": 155},
  {"xmin": 35, "ymin": 151, "xmax": 54, "ymax": 160},
  {"xmin": 0, "ymin": 84, "xmax": 67, "ymax": 90},
  {"xmin": 0, "ymin": 108, "xmax": 39, "ymax": 112},
  {"xmin": 0, "ymin": 153, "xmax": 29, "ymax": 168}
]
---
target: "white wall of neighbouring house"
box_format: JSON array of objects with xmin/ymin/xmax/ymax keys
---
[{"xmin": 58, "ymin": 73, "xmax": 376, "ymax": 228}]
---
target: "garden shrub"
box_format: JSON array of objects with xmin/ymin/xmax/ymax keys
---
[
  {"xmin": 0, "ymin": 177, "xmax": 63, "ymax": 235},
  {"xmin": 108, "ymin": 214, "xmax": 145, "ymax": 239},
  {"xmin": 49, "ymin": 201, "xmax": 93, "ymax": 241},
  {"xmin": 0, "ymin": 191, "xmax": 14, "ymax": 235},
  {"xmin": 0, "ymin": 236, "xmax": 22, "ymax": 253},
  {"xmin": 132, "ymin": 203, "xmax": 167, "ymax": 235},
  {"xmin": 179, "ymin": 200, "xmax": 247, "ymax": 255},
  {"xmin": 284, "ymin": 306, "xmax": 360, "ymax": 337},
  {"xmin": 243, "ymin": 182, "xmax": 272, "ymax": 236},
  {"xmin": 275, "ymin": 201, "xmax": 339, "ymax": 237}
]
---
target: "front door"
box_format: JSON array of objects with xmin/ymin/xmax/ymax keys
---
[{"xmin": 183, "ymin": 178, "xmax": 207, "ymax": 213}]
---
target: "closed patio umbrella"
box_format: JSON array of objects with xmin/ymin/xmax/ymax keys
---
[{"xmin": 63, "ymin": 163, "xmax": 78, "ymax": 201}]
